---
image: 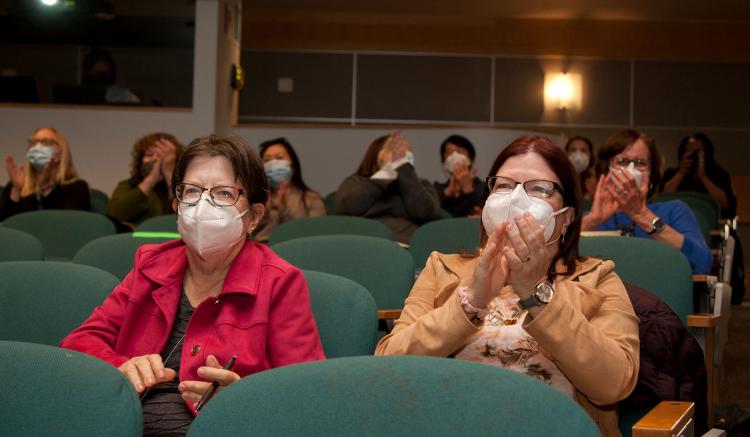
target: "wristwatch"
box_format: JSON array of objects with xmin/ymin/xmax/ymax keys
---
[
  {"xmin": 519, "ymin": 282, "xmax": 555, "ymax": 310},
  {"xmin": 647, "ymin": 217, "xmax": 665, "ymax": 235}
]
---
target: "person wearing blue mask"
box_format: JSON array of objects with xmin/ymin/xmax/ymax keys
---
[
  {"xmin": 581, "ymin": 130, "xmax": 712, "ymax": 274},
  {"xmin": 253, "ymin": 138, "xmax": 325, "ymax": 243},
  {"xmin": 1, "ymin": 127, "xmax": 90, "ymax": 220},
  {"xmin": 335, "ymin": 131, "xmax": 440, "ymax": 243}
]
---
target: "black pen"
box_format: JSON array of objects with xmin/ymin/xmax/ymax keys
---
[{"xmin": 195, "ymin": 355, "xmax": 237, "ymax": 412}]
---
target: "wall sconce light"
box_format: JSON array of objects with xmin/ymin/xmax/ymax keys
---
[{"xmin": 544, "ymin": 72, "xmax": 582, "ymax": 111}]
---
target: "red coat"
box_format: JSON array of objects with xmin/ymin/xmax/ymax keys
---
[{"xmin": 61, "ymin": 239, "xmax": 325, "ymax": 386}]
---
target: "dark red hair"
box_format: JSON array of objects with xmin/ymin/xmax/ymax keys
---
[{"xmin": 481, "ymin": 135, "xmax": 583, "ymax": 278}]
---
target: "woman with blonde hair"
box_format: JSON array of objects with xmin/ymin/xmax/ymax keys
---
[{"xmin": 1, "ymin": 127, "xmax": 90, "ymax": 220}]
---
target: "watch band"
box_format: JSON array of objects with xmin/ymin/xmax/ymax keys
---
[
  {"xmin": 519, "ymin": 294, "xmax": 540, "ymax": 310},
  {"xmin": 647, "ymin": 217, "xmax": 664, "ymax": 235}
]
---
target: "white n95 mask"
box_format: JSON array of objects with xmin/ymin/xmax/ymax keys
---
[
  {"xmin": 568, "ymin": 151, "xmax": 590, "ymax": 174},
  {"xmin": 178, "ymin": 193, "xmax": 248, "ymax": 258},
  {"xmin": 482, "ymin": 184, "xmax": 568, "ymax": 243},
  {"xmin": 443, "ymin": 152, "xmax": 470, "ymax": 174},
  {"xmin": 610, "ymin": 162, "xmax": 643, "ymax": 188}
]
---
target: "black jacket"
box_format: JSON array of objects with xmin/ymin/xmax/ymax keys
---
[{"xmin": 621, "ymin": 283, "xmax": 708, "ymax": 434}]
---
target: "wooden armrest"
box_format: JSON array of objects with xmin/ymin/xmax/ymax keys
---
[
  {"xmin": 378, "ymin": 310, "xmax": 402, "ymax": 320},
  {"xmin": 709, "ymin": 230, "xmax": 723, "ymax": 237},
  {"xmin": 632, "ymin": 401, "xmax": 694, "ymax": 437},
  {"xmin": 580, "ymin": 230, "xmax": 622, "ymax": 237},
  {"xmin": 687, "ymin": 313, "xmax": 720, "ymax": 328},
  {"xmin": 692, "ymin": 275, "xmax": 717, "ymax": 283}
]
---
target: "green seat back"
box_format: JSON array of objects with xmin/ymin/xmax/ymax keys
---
[
  {"xmin": 304, "ymin": 270, "xmax": 378, "ymax": 357},
  {"xmin": 579, "ymin": 236, "xmax": 693, "ymax": 323},
  {"xmin": 0, "ymin": 227, "xmax": 44, "ymax": 261},
  {"xmin": 188, "ymin": 356, "xmax": 599, "ymax": 437},
  {"xmin": 269, "ymin": 216, "xmax": 392, "ymax": 245},
  {"xmin": 272, "ymin": 235, "xmax": 414, "ymax": 310},
  {"xmin": 3, "ymin": 210, "xmax": 116, "ymax": 260},
  {"xmin": 409, "ymin": 218, "xmax": 481, "ymax": 270},
  {"xmin": 0, "ymin": 341, "xmax": 141, "ymax": 437},
  {"xmin": 90, "ymin": 188, "xmax": 110, "ymax": 214},
  {"xmin": 0, "ymin": 262, "xmax": 119, "ymax": 345},
  {"xmin": 652, "ymin": 192, "xmax": 720, "ymax": 239},
  {"xmin": 324, "ymin": 191, "xmax": 337, "ymax": 215},
  {"xmin": 136, "ymin": 214, "xmax": 178, "ymax": 232},
  {"xmin": 73, "ymin": 233, "xmax": 177, "ymax": 280}
]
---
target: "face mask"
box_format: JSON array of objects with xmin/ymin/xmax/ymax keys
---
[
  {"xmin": 264, "ymin": 159, "xmax": 292, "ymax": 188},
  {"xmin": 444, "ymin": 151, "xmax": 470, "ymax": 174},
  {"xmin": 26, "ymin": 144, "xmax": 55, "ymax": 171},
  {"xmin": 568, "ymin": 151, "xmax": 590, "ymax": 174},
  {"xmin": 405, "ymin": 151, "xmax": 415, "ymax": 167},
  {"xmin": 610, "ymin": 162, "xmax": 643, "ymax": 188},
  {"xmin": 177, "ymin": 193, "xmax": 248, "ymax": 258},
  {"xmin": 141, "ymin": 160, "xmax": 156, "ymax": 179},
  {"xmin": 482, "ymin": 184, "xmax": 569, "ymax": 243}
]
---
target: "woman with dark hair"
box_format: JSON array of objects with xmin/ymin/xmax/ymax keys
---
[
  {"xmin": 62, "ymin": 135, "xmax": 325, "ymax": 435},
  {"xmin": 662, "ymin": 133, "xmax": 737, "ymax": 219},
  {"xmin": 1, "ymin": 127, "xmax": 90, "ymax": 220},
  {"xmin": 376, "ymin": 136, "xmax": 639, "ymax": 436},
  {"xmin": 565, "ymin": 136, "xmax": 597, "ymax": 201},
  {"xmin": 335, "ymin": 132, "xmax": 440, "ymax": 243},
  {"xmin": 434, "ymin": 134, "xmax": 487, "ymax": 217},
  {"xmin": 107, "ymin": 132, "xmax": 182, "ymax": 227},
  {"xmin": 253, "ymin": 138, "xmax": 325, "ymax": 243},
  {"xmin": 582, "ymin": 129, "xmax": 712, "ymax": 274}
]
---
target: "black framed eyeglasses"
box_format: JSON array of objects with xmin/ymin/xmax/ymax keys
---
[
  {"xmin": 486, "ymin": 176, "xmax": 563, "ymax": 199},
  {"xmin": 174, "ymin": 183, "xmax": 244, "ymax": 207},
  {"xmin": 612, "ymin": 156, "xmax": 649, "ymax": 171}
]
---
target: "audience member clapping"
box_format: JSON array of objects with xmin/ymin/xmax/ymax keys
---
[
  {"xmin": 335, "ymin": 131, "xmax": 440, "ymax": 243},
  {"xmin": 1, "ymin": 127, "xmax": 90, "ymax": 220},
  {"xmin": 434, "ymin": 134, "xmax": 487, "ymax": 217},
  {"xmin": 581, "ymin": 130, "xmax": 712, "ymax": 274}
]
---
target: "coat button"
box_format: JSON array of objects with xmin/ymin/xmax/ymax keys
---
[
  {"xmin": 191, "ymin": 344, "xmax": 201, "ymax": 355},
  {"xmin": 214, "ymin": 299, "xmax": 221, "ymax": 305}
]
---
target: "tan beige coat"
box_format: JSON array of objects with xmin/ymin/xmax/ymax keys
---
[
  {"xmin": 375, "ymin": 252, "xmax": 640, "ymax": 436},
  {"xmin": 253, "ymin": 187, "xmax": 326, "ymax": 243}
]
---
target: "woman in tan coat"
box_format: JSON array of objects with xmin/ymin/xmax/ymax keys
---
[{"xmin": 376, "ymin": 136, "xmax": 639, "ymax": 436}]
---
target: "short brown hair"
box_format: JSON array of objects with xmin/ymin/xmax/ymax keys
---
[
  {"xmin": 355, "ymin": 135, "xmax": 390, "ymax": 177},
  {"xmin": 172, "ymin": 135, "xmax": 269, "ymax": 204},
  {"xmin": 597, "ymin": 129, "xmax": 662, "ymax": 198},
  {"xmin": 482, "ymin": 135, "xmax": 583, "ymax": 278},
  {"xmin": 130, "ymin": 132, "xmax": 183, "ymax": 179}
]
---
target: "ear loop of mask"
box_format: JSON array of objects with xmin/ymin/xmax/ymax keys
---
[{"xmin": 544, "ymin": 206, "xmax": 570, "ymax": 246}]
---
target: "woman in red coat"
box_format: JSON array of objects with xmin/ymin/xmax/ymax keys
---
[{"xmin": 62, "ymin": 135, "xmax": 325, "ymax": 436}]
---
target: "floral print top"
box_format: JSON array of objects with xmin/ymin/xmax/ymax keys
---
[{"xmin": 454, "ymin": 288, "xmax": 574, "ymax": 399}]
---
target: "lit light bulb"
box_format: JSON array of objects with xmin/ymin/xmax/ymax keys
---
[
  {"xmin": 41, "ymin": 0, "xmax": 59, "ymax": 5},
  {"xmin": 544, "ymin": 72, "xmax": 582, "ymax": 111}
]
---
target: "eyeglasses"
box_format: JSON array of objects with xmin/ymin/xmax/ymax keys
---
[
  {"xmin": 486, "ymin": 176, "xmax": 563, "ymax": 199},
  {"xmin": 174, "ymin": 183, "xmax": 244, "ymax": 207},
  {"xmin": 27, "ymin": 138, "xmax": 59, "ymax": 148},
  {"xmin": 612, "ymin": 156, "xmax": 649, "ymax": 171}
]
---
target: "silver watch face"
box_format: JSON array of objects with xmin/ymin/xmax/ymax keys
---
[{"xmin": 534, "ymin": 282, "xmax": 554, "ymax": 303}]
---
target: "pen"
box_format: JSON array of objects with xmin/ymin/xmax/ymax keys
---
[{"xmin": 195, "ymin": 355, "xmax": 237, "ymax": 412}]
